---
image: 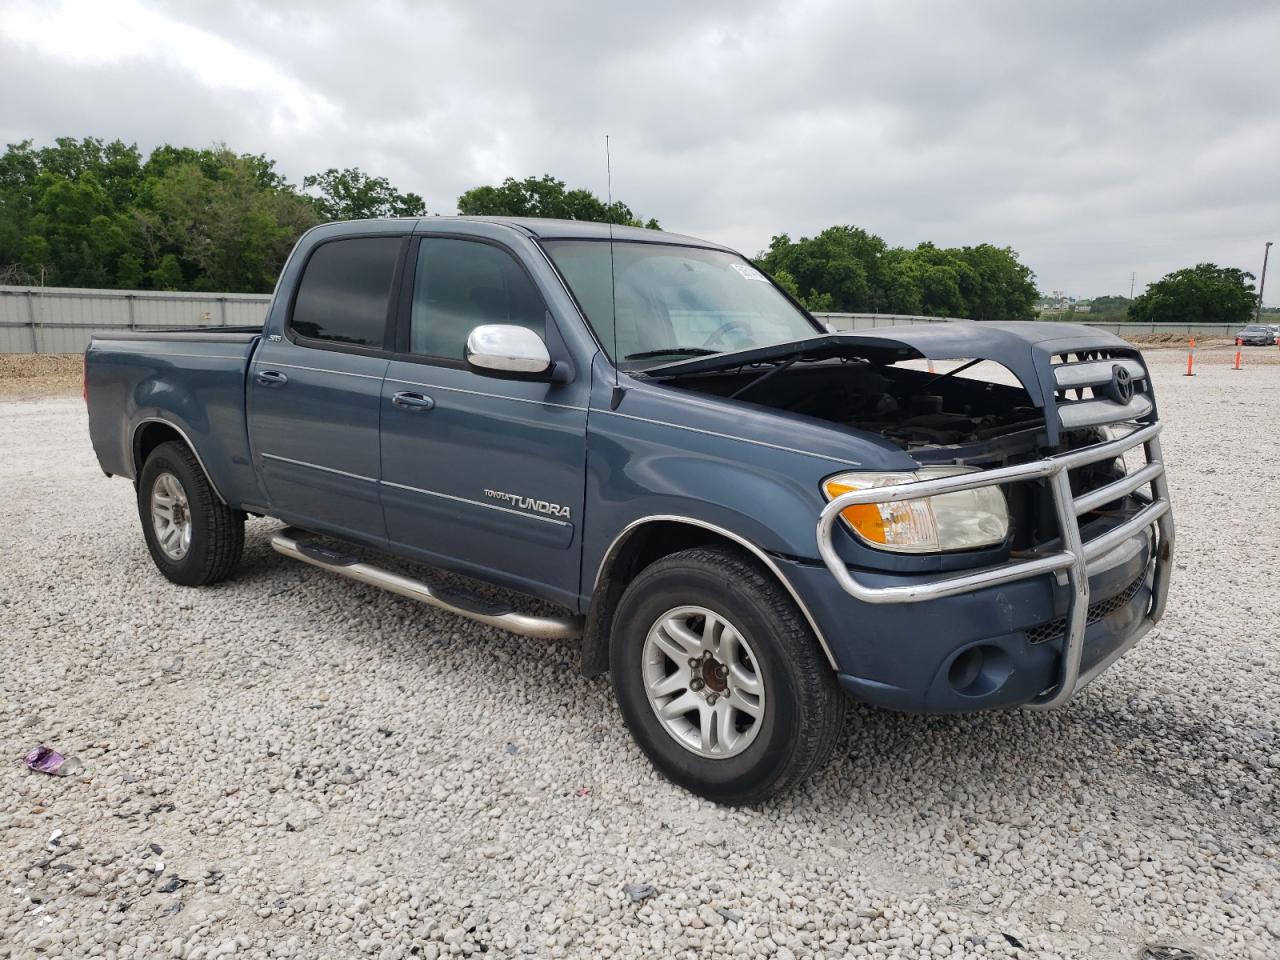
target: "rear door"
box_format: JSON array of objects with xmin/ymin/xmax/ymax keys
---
[
  {"xmin": 248, "ymin": 233, "xmax": 407, "ymax": 545},
  {"xmin": 379, "ymin": 234, "xmax": 589, "ymax": 608}
]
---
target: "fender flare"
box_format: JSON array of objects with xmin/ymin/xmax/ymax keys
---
[
  {"xmin": 131, "ymin": 417, "xmax": 229, "ymax": 504},
  {"xmin": 592, "ymin": 514, "xmax": 837, "ymax": 670}
]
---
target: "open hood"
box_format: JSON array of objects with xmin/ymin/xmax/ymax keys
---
[{"xmin": 639, "ymin": 321, "xmax": 1154, "ymax": 445}]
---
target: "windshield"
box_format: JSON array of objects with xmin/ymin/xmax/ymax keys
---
[{"xmin": 542, "ymin": 240, "xmax": 821, "ymax": 366}]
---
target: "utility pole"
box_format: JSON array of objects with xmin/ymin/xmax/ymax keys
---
[
  {"xmin": 1129, "ymin": 272, "xmax": 1135, "ymax": 299},
  {"xmin": 1255, "ymin": 241, "xmax": 1272, "ymax": 324}
]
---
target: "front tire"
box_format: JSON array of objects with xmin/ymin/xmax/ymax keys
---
[
  {"xmin": 611, "ymin": 546, "xmax": 844, "ymax": 804},
  {"xmin": 137, "ymin": 441, "xmax": 244, "ymax": 586}
]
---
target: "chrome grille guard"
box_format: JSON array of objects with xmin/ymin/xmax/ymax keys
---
[{"xmin": 816, "ymin": 421, "xmax": 1174, "ymax": 708}]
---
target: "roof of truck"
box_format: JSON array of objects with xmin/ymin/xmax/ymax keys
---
[
  {"xmin": 446, "ymin": 216, "xmax": 731, "ymax": 250},
  {"xmin": 315, "ymin": 216, "xmax": 730, "ymax": 250}
]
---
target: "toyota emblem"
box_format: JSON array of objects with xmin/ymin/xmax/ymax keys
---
[{"xmin": 1111, "ymin": 364, "xmax": 1134, "ymax": 403}]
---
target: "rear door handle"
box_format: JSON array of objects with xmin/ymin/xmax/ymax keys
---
[
  {"xmin": 392, "ymin": 391, "xmax": 434, "ymax": 411},
  {"xmin": 256, "ymin": 370, "xmax": 288, "ymax": 387}
]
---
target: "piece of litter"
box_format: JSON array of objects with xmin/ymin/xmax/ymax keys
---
[
  {"xmin": 622, "ymin": 882, "xmax": 656, "ymax": 903},
  {"xmin": 157, "ymin": 876, "xmax": 185, "ymax": 894},
  {"xmin": 58, "ymin": 756, "xmax": 84, "ymax": 777},
  {"xmin": 1139, "ymin": 946, "xmax": 1200, "ymax": 960},
  {"xmin": 574, "ymin": 787, "xmax": 590, "ymax": 797},
  {"xmin": 47, "ymin": 829, "xmax": 63, "ymax": 850},
  {"xmin": 24, "ymin": 746, "xmax": 81, "ymax": 777}
]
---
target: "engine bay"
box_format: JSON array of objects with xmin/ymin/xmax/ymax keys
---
[{"xmin": 661, "ymin": 358, "xmax": 1045, "ymax": 451}]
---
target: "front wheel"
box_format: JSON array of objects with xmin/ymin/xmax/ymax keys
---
[
  {"xmin": 137, "ymin": 441, "xmax": 244, "ymax": 586},
  {"xmin": 611, "ymin": 546, "xmax": 844, "ymax": 804}
]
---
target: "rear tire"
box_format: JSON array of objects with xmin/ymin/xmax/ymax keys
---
[
  {"xmin": 611, "ymin": 546, "xmax": 844, "ymax": 804},
  {"xmin": 138, "ymin": 441, "xmax": 244, "ymax": 586}
]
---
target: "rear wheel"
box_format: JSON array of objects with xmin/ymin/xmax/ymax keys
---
[
  {"xmin": 611, "ymin": 546, "xmax": 844, "ymax": 804},
  {"xmin": 138, "ymin": 441, "xmax": 243, "ymax": 586}
]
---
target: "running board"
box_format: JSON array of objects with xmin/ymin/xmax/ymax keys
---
[{"xmin": 270, "ymin": 527, "xmax": 583, "ymax": 641}]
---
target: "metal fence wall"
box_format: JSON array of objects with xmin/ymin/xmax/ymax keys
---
[
  {"xmin": 0, "ymin": 289, "xmax": 1254, "ymax": 354},
  {"xmin": 813, "ymin": 313, "xmax": 1247, "ymax": 338},
  {"xmin": 0, "ymin": 286, "xmax": 273, "ymax": 354}
]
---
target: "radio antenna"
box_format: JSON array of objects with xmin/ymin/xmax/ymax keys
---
[{"xmin": 606, "ymin": 134, "xmax": 624, "ymax": 408}]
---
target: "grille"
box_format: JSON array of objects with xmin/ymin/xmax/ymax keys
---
[
  {"xmin": 1025, "ymin": 574, "xmax": 1147, "ymax": 645},
  {"xmin": 1051, "ymin": 350, "xmax": 1154, "ymax": 431}
]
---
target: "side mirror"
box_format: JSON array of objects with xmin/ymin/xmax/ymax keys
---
[{"xmin": 465, "ymin": 325, "xmax": 554, "ymax": 379}]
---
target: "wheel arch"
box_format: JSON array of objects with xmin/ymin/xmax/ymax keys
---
[
  {"xmin": 132, "ymin": 418, "xmax": 229, "ymax": 504},
  {"xmin": 580, "ymin": 516, "xmax": 837, "ymax": 676}
]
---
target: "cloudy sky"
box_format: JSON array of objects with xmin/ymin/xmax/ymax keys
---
[{"xmin": 3, "ymin": 0, "xmax": 1277, "ymax": 301}]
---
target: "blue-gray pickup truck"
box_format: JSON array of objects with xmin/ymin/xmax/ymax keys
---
[{"xmin": 85, "ymin": 217, "xmax": 1174, "ymax": 803}]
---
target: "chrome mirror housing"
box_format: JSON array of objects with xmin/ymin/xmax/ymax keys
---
[{"xmin": 465, "ymin": 325, "xmax": 553, "ymax": 378}]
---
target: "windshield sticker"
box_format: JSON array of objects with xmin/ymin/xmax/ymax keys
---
[{"xmin": 730, "ymin": 263, "xmax": 768, "ymax": 283}]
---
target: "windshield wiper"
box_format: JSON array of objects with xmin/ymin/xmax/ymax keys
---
[{"xmin": 624, "ymin": 347, "xmax": 720, "ymax": 361}]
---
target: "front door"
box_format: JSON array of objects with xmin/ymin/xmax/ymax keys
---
[
  {"xmin": 248, "ymin": 234, "xmax": 404, "ymax": 545},
  {"xmin": 379, "ymin": 235, "xmax": 589, "ymax": 608}
]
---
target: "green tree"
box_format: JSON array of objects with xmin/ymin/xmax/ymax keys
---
[
  {"xmin": 457, "ymin": 174, "xmax": 659, "ymax": 228},
  {"xmin": 950, "ymin": 243, "xmax": 1038, "ymax": 321},
  {"xmin": 1127, "ymin": 264, "xmax": 1256, "ymax": 325},
  {"xmin": 0, "ymin": 138, "xmax": 324, "ymax": 293},
  {"xmin": 758, "ymin": 228, "xmax": 1037, "ymax": 320},
  {"xmin": 758, "ymin": 227, "xmax": 884, "ymax": 312},
  {"xmin": 1077, "ymin": 294, "xmax": 1132, "ymax": 323},
  {"xmin": 889, "ymin": 243, "xmax": 975, "ymax": 317},
  {"xmin": 303, "ymin": 167, "xmax": 426, "ymax": 221},
  {"xmin": 770, "ymin": 266, "xmax": 835, "ymax": 312},
  {"xmin": 116, "ymin": 252, "xmax": 144, "ymax": 288},
  {"xmin": 147, "ymin": 150, "xmax": 319, "ymax": 292},
  {"xmin": 1087, "ymin": 295, "xmax": 1132, "ymax": 313},
  {"xmin": 150, "ymin": 253, "xmax": 183, "ymax": 290},
  {"xmin": 21, "ymin": 172, "xmax": 137, "ymax": 286}
]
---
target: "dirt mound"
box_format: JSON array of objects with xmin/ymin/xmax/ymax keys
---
[{"xmin": 0, "ymin": 354, "xmax": 82, "ymax": 396}]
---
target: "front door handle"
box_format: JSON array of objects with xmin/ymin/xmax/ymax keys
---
[
  {"xmin": 256, "ymin": 370, "xmax": 288, "ymax": 387},
  {"xmin": 392, "ymin": 391, "xmax": 435, "ymax": 411}
]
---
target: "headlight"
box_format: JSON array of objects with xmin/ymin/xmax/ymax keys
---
[{"xmin": 822, "ymin": 467, "xmax": 1010, "ymax": 553}]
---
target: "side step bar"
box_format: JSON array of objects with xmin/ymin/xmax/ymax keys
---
[{"xmin": 270, "ymin": 527, "xmax": 583, "ymax": 641}]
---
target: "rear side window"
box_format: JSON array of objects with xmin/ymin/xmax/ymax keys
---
[
  {"xmin": 409, "ymin": 238, "xmax": 545, "ymax": 360},
  {"xmin": 291, "ymin": 237, "xmax": 401, "ymax": 347}
]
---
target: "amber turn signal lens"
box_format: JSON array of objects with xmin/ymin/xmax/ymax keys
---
[{"xmin": 821, "ymin": 469, "xmax": 1010, "ymax": 554}]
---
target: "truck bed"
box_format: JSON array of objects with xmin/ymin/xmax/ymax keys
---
[{"xmin": 85, "ymin": 328, "xmax": 264, "ymax": 508}]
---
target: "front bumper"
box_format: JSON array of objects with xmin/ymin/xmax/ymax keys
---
[{"xmin": 795, "ymin": 422, "xmax": 1174, "ymax": 713}]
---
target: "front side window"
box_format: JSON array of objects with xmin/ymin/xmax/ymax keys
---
[
  {"xmin": 290, "ymin": 236, "xmax": 401, "ymax": 347},
  {"xmin": 409, "ymin": 238, "xmax": 545, "ymax": 359},
  {"xmin": 542, "ymin": 240, "xmax": 820, "ymax": 366}
]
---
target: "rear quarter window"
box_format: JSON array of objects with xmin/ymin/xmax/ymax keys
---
[{"xmin": 290, "ymin": 237, "xmax": 402, "ymax": 348}]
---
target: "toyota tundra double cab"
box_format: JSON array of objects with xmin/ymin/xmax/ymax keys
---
[{"xmin": 85, "ymin": 217, "xmax": 1174, "ymax": 803}]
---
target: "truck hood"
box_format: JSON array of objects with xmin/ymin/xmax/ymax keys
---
[{"xmin": 639, "ymin": 321, "xmax": 1152, "ymax": 445}]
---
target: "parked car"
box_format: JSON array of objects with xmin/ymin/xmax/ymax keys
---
[
  {"xmin": 1235, "ymin": 324, "xmax": 1277, "ymax": 345},
  {"xmin": 84, "ymin": 217, "xmax": 1175, "ymax": 803}
]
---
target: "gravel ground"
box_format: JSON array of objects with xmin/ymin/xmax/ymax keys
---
[{"xmin": 1, "ymin": 351, "xmax": 1277, "ymax": 960}]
